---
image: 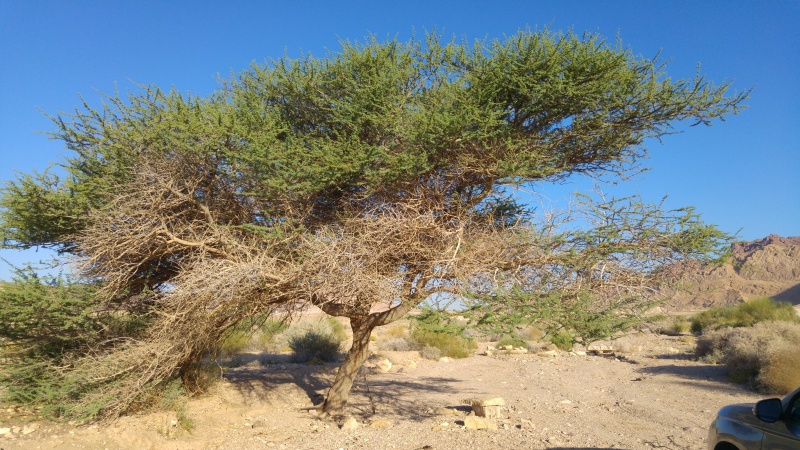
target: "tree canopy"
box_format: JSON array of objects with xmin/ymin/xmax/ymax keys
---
[{"xmin": 0, "ymin": 29, "xmax": 746, "ymax": 419}]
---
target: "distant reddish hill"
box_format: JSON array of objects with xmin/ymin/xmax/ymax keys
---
[{"xmin": 662, "ymin": 234, "xmax": 800, "ymax": 311}]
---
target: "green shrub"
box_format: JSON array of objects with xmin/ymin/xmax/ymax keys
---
[
  {"xmin": 671, "ymin": 317, "xmax": 691, "ymax": 334},
  {"xmin": 384, "ymin": 324, "xmax": 409, "ymax": 339},
  {"xmin": 325, "ymin": 317, "xmax": 348, "ymax": 342},
  {"xmin": 690, "ymin": 297, "xmax": 798, "ymax": 333},
  {"xmin": 217, "ymin": 328, "xmax": 252, "ymax": 355},
  {"xmin": 695, "ymin": 321, "xmax": 800, "ymax": 393},
  {"xmin": 0, "ymin": 269, "xmax": 151, "ymax": 419},
  {"xmin": 409, "ymin": 307, "xmax": 476, "ymax": 358},
  {"xmin": 411, "ymin": 330, "xmax": 476, "ymax": 358},
  {"xmin": 288, "ymin": 331, "xmax": 341, "ymax": 363},
  {"xmin": 255, "ymin": 318, "xmax": 289, "ymax": 351},
  {"xmin": 550, "ymin": 330, "xmax": 574, "ymax": 351},
  {"xmin": 496, "ymin": 334, "xmax": 528, "ymax": 348}
]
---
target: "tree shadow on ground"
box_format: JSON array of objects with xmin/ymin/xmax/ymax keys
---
[
  {"xmin": 637, "ymin": 362, "xmax": 753, "ymax": 395},
  {"xmin": 218, "ymin": 352, "xmax": 466, "ymax": 421}
]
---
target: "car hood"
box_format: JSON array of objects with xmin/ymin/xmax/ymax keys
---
[{"xmin": 718, "ymin": 403, "xmax": 756, "ymax": 421}]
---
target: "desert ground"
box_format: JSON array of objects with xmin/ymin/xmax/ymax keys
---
[{"xmin": 0, "ymin": 322, "xmax": 776, "ymax": 450}]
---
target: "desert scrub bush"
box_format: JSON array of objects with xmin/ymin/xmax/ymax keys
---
[
  {"xmin": 325, "ymin": 317, "xmax": 348, "ymax": 342},
  {"xmin": 283, "ymin": 319, "xmax": 345, "ymax": 363},
  {"xmin": 695, "ymin": 321, "xmax": 800, "ymax": 393},
  {"xmin": 671, "ymin": 317, "xmax": 691, "ymax": 334},
  {"xmin": 419, "ymin": 345, "xmax": 443, "ymax": 360},
  {"xmin": 216, "ymin": 316, "xmax": 289, "ymax": 355},
  {"xmin": 409, "ymin": 307, "xmax": 476, "ymax": 358},
  {"xmin": 384, "ymin": 324, "xmax": 409, "ymax": 339},
  {"xmin": 379, "ymin": 338, "xmax": 416, "ymax": 352},
  {"xmin": 158, "ymin": 378, "xmax": 194, "ymax": 434},
  {"xmin": 496, "ymin": 334, "xmax": 528, "ymax": 348},
  {"xmin": 549, "ymin": 330, "xmax": 575, "ymax": 351},
  {"xmin": 411, "ymin": 330, "xmax": 476, "ymax": 358},
  {"xmin": 690, "ymin": 297, "xmax": 798, "ymax": 333},
  {"xmin": 255, "ymin": 318, "xmax": 289, "ymax": 351},
  {"xmin": 288, "ymin": 332, "xmax": 341, "ymax": 363},
  {"xmin": 518, "ymin": 326, "xmax": 546, "ymax": 341}
]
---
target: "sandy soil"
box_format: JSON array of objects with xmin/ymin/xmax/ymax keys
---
[{"xmin": 0, "ymin": 330, "xmax": 773, "ymax": 450}]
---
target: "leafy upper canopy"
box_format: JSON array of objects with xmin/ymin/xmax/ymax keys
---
[{"xmin": 1, "ymin": 29, "xmax": 746, "ymax": 255}]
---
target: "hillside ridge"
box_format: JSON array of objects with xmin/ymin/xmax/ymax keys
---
[{"xmin": 663, "ymin": 234, "xmax": 800, "ymax": 310}]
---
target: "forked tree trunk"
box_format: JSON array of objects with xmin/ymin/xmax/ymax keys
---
[{"xmin": 321, "ymin": 316, "xmax": 375, "ymax": 415}]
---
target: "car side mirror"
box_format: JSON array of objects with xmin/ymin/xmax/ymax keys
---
[{"xmin": 754, "ymin": 398, "xmax": 783, "ymax": 423}]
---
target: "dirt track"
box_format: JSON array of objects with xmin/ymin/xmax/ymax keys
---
[{"xmin": 0, "ymin": 331, "xmax": 770, "ymax": 450}]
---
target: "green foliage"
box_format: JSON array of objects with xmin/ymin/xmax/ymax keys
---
[
  {"xmin": 550, "ymin": 330, "xmax": 575, "ymax": 351},
  {"xmin": 0, "ymin": 268, "xmax": 102, "ymax": 356},
  {"xmin": 496, "ymin": 335, "xmax": 528, "ymax": 348},
  {"xmin": 470, "ymin": 288, "xmax": 651, "ymax": 347},
  {"xmin": 690, "ymin": 297, "xmax": 798, "ymax": 333},
  {"xmin": 412, "ymin": 332, "xmax": 476, "ymax": 359},
  {"xmin": 410, "ymin": 308, "xmax": 476, "ymax": 358},
  {"xmin": 671, "ymin": 317, "xmax": 691, "ymax": 334},
  {"xmin": 157, "ymin": 379, "xmax": 194, "ymax": 434},
  {"xmin": 284, "ymin": 319, "xmax": 346, "ymax": 363},
  {"xmin": 0, "ymin": 268, "xmax": 149, "ymax": 419},
  {"xmin": 1, "ymin": 30, "xmax": 746, "ymax": 258},
  {"xmin": 325, "ymin": 317, "xmax": 348, "ymax": 343},
  {"xmin": 288, "ymin": 331, "xmax": 342, "ymax": 363},
  {"xmin": 255, "ymin": 318, "xmax": 290, "ymax": 350}
]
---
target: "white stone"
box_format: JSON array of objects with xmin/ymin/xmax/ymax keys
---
[
  {"xmin": 340, "ymin": 417, "xmax": 359, "ymax": 430},
  {"xmin": 463, "ymin": 416, "xmax": 498, "ymax": 430},
  {"xmin": 375, "ymin": 358, "xmax": 392, "ymax": 372}
]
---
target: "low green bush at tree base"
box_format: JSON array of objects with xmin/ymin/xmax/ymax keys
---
[
  {"xmin": 284, "ymin": 319, "xmax": 346, "ymax": 363},
  {"xmin": 409, "ymin": 308, "xmax": 477, "ymax": 359},
  {"xmin": 496, "ymin": 334, "xmax": 528, "ymax": 349},
  {"xmin": 690, "ymin": 297, "xmax": 798, "ymax": 333},
  {"xmin": 549, "ymin": 330, "xmax": 575, "ymax": 351},
  {"xmin": 0, "ymin": 269, "xmax": 152, "ymax": 419},
  {"xmin": 411, "ymin": 330, "xmax": 477, "ymax": 359},
  {"xmin": 288, "ymin": 331, "xmax": 342, "ymax": 363}
]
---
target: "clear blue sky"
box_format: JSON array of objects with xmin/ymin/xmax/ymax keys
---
[{"xmin": 1, "ymin": 1, "xmax": 798, "ymax": 280}]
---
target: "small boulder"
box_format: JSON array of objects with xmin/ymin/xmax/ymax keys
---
[
  {"xmin": 463, "ymin": 397, "xmax": 505, "ymax": 419},
  {"xmin": 369, "ymin": 419, "xmax": 392, "ymax": 428},
  {"xmin": 22, "ymin": 423, "xmax": 40, "ymax": 435},
  {"xmin": 375, "ymin": 358, "xmax": 392, "ymax": 372},
  {"xmin": 463, "ymin": 416, "xmax": 498, "ymax": 430},
  {"xmin": 340, "ymin": 417, "xmax": 360, "ymax": 430}
]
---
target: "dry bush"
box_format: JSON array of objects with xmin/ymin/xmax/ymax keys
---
[
  {"xmin": 379, "ymin": 338, "xmax": 416, "ymax": 352},
  {"xmin": 758, "ymin": 341, "xmax": 800, "ymax": 394},
  {"xmin": 518, "ymin": 326, "xmax": 546, "ymax": 341},
  {"xmin": 696, "ymin": 321, "xmax": 800, "ymax": 392},
  {"xmin": 384, "ymin": 324, "xmax": 409, "ymax": 339},
  {"xmin": 420, "ymin": 345, "xmax": 443, "ymax": 360}
]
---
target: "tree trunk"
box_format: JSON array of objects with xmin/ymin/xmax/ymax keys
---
[{"xmin": 321, "ymin": 316, "xmax": 375, "ymax": 415}]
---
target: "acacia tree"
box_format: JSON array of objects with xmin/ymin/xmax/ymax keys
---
[{"xmin": 0, "ymin": 30, "xmax": 746, "ymax": 418}]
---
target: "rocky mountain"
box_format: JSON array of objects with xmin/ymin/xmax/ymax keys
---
[{"xmin": 662, "ymin": 234, "xmax": 800, "ymax": 311}]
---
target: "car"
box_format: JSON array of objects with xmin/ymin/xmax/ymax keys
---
[{"xmin": 708, "ymin": 385, "xmax": 800, "ymax": 449}]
